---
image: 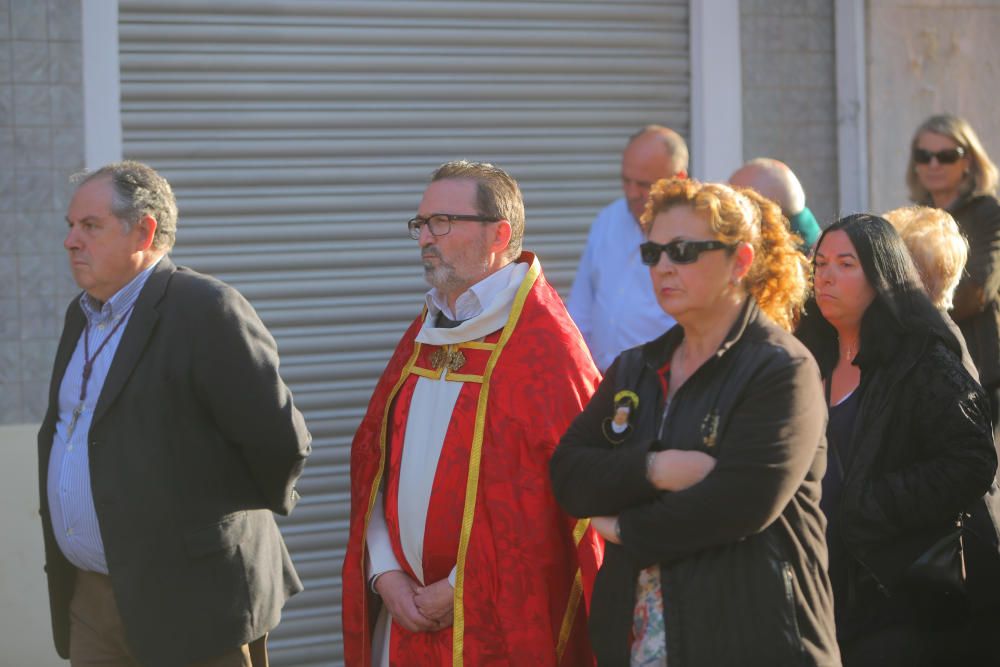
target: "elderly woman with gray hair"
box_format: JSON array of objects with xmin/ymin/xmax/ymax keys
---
[{"xmin": 883, "ymin": 205, "xmax": 978, "ymax": 380}]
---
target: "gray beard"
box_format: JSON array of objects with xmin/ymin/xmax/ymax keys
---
[
  {"xmin": 421, "ymin": 248, "xmax": 489, "ymax": 295},
  {"xmin": 423, "ymin": 261, "xmax": 463, "ymax": 294}
]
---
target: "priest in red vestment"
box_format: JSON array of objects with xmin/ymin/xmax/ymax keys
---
[{"xmin": 342, "ymin": 160, "xmax": 603, "ymax": 666}]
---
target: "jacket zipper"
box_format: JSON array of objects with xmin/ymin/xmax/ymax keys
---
[{"xmin": 782, "ymin": 562, "xmax": 806, "ymax": 650}]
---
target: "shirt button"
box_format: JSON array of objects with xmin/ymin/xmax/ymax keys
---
[
  {"xmin": 97, "ymin": 323, "xmax": 107, "ymax": 331},
  {"xmin": 66, "ymin": 528, "xmax": 74, "ymax": 536}
]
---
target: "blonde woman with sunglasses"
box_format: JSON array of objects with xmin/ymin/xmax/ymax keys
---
[{"xmin": 907, "ymin": 115, "xmax": 1000, "ymax": 426}]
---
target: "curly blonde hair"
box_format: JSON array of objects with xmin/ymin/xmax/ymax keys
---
[
  {"xmin": 883, "ymin": 205, "xmax": 968, "ymax": 310},
  {"xmin": 640, "ymin": 178, "xmax": 810, "ymax": 331}
]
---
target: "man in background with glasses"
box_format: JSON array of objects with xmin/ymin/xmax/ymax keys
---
[
  {"xmin": 566, "ymin": 125, "xmax": 689, "ymax": 372},
  {"xmin": 343, "ymin": 160, "xmax": 603, "ymax": 666}
]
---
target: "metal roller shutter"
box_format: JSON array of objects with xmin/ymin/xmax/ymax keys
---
[{"xmin": 116, "ymin": 1, "xmax": 689, "ymax": 664}]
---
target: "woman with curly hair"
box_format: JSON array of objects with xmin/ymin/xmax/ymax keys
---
[
  {"xmin": 550, "ymin": 179, "xmax": 840, "ymax": 666},
  {"xmin": 797, "ymin": 213, "xmax": 997, "ymax": 666}
]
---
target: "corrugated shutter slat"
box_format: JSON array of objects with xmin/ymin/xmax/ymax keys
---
[{"xmin": 118, "ymin": 2, "xmax": 687, "ymax": 664}]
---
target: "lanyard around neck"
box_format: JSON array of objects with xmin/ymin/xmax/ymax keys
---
[{"xmin": 78, "ymin": 303, "xmax": 136, "ymax": 406}]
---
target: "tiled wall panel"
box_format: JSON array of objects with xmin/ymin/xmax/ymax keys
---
[
  {"xmin": 740, "ymin": 0, "xmax": 839, "ymax": 226},
  {"xmin": 0, "ymin": 0, "xmax": 83, "ymax": 425}
]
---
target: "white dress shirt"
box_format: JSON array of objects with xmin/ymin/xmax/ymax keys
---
[
  {"xmin": 566, "ymin": 197, "xmax": 676, "ymax": 372},
  {"xmin": 47, "ymin": 261, "xmax": 159, "ymax": 574}
]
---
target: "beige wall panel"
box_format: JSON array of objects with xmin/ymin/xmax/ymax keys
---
[
  {"xmin": 867, "ymin": 0, "xmax": 1000, "ymax": 213},
  {"xmin": 0, "ymin": 425, "xmax": 64, "ymax": 667}
]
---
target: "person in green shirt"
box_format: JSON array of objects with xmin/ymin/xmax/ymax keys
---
[{"xmin": 730, "ymin": 157, "xmax": 822, "ymax": 252}]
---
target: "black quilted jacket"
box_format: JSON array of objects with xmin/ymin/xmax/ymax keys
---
[{"xmin": 836, "ymin": 331, "xmax": 996, "ymax": 591}]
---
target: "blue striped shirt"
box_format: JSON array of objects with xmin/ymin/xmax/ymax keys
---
[{"xmin": 47, "ymin": 261, "xmax": 159, "ymax": 573}]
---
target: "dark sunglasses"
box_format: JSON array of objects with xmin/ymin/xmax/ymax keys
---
[
  {"xmin": 913, "ymin": 146, "xmax": 966, "ymax": 165},
  {"xmin": 639, "ymin": 239, "xmax": 735, "ymax": 266}
]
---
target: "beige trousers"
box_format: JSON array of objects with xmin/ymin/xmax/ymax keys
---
[{"xmin": 69, "ymin": 568, "xmax": 268, "ymax": 667}]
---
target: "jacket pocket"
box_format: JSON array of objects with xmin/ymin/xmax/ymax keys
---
[
  {"xmin": 184, "ymin": 511, "xmax": 249, "ymax": 558},
  {"xmin": 779, "ymin": 560, "xmax": 805, "ymax": 652}
]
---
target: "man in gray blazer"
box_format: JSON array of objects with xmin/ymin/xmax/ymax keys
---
[{"xmin": 38, "ymin": 161, "xmax": 311, "ymax": 667}]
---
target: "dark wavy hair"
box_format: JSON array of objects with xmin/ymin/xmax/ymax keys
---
[{"xmin": 796, "ymin": 213, "xmax": 961, "ymax": 376}]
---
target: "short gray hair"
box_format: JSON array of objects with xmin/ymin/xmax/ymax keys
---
[{"xmin": 73, "ymin": 161, "xmax": 178, "ymax": 250}]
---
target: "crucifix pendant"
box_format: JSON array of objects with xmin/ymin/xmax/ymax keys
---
[
  {"xmin": 430, "ymin": 346, "xmax": 466, "ymax": 372},
  {"xmin": 67, "ymin": 404, "xmax": 83, "ymax": 437}
]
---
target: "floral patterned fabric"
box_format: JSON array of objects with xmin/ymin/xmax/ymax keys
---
[
  {"xmin": 342, "ymin": 253, "xmax": 604, "ymax": 666},
  {"xmin": 631, "ymin": 565, "xmax": 667, "ymax": 667}
]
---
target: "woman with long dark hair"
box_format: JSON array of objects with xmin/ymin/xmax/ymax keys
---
[{"xmin": 797, "ymin": 213, "xmax": 999, "ymax": 666}]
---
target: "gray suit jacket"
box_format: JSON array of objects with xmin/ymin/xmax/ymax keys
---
[{"xmin": 37, "ymin": 257, "xmax": 311, "ymax": 667}]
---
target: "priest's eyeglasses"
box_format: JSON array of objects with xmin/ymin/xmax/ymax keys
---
[
  {"xmin": 639, "ymin": 239, "xmax": 736, "ymax": 266},
  {"xmin": 408, "ymin": 213, "xmax": 501, "ymax": 240}
]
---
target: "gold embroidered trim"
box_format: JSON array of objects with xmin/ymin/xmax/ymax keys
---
[
  {"xmin": 556, "ymin": 570, "xmax": 584, "ymax": 663},
  {"xmin": 555, "ymin": 518, "xmax": 590, "ymax": 663},
  {"xmin": 410, "ymin": 366, "xmax": 442, "ymax": 380},
  {"xmin": 458, "ymin": 341, "xmax": 496, "ymax": 351},
  {"xmin": 445, "ymin": 372, "xmax": 485, "ymax": 384},
  {"xmin": 453, "ymin": 257, "xmax": 541, "ymax": 666}
]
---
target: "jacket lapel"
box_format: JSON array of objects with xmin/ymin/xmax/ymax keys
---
[
  {"xmin": 48, "ymin": 301, "xmax": 86, "ymax": 409},
  {"xmin": 92, "ymin": 257, "xmax": 175, "ymax": 425}
]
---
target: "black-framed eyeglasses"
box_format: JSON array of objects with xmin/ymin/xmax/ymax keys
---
[
  {"xmin": 913, "ymin": 146, "xmax": 966, "ymax": 165},
  {"xmin": 639, "ymin": 239, "xmax": 736, "ymax": 266},
  {"xmin": 407, "ymin": 213, "xmax": 501, "ymax": 239}
]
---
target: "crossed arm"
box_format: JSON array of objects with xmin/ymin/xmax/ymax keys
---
[{"xmin": 551, "ymin": 354, "xmax": 825, "ymax": 568}]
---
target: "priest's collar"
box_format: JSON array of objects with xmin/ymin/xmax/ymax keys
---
[{"xmin": 425, "ymin": 261, "xmax": 519, "ymax": 322}]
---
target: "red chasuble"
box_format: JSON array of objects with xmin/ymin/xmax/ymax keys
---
[{"xmin": 342, "ymin": 253, "xmax": 603, "ymax": 666}]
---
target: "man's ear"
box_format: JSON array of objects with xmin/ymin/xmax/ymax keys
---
[
  {"xmin": 134, "ymin": 214, "xmax": 158, "ymax": 251},
  {"xmin": 491, "ymin": 219, "xmax": 513, "ymax": 254}
]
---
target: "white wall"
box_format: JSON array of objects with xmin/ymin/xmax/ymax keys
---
[
  {"xmin": 690, "ymin": 0, "xmax": 743, "ymax": 181},
  {"xmin": 867, "ymin": 0, "xmax": 1000, "ymax": 214},
  {"xmin": 741, "ymin": 0, "xmax": 840, "ymax": 224},
  {"xmin": 0, "ymin": 423, "xmax": 64, "ymax": 667}
]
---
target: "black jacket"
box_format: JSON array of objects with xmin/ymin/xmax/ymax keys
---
[
  {"xmin": 38, "ymin": 258, "xmax": 311, "ymax": 667},
  {"xmin": 833, "ymin": 327, "xmax": 997, "ymax": 596},
  {"xmin": 951, "ymin": 194, "xmax": 1000, "ymax": 387},
  {"xmin": 551, "ymin": 300, "xmax": 840, "ymax": 667}
]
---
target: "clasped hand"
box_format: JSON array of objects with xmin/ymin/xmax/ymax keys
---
[{"xmin": 375, "ymin": 571, "xmax": 454, "ymax": 633}]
